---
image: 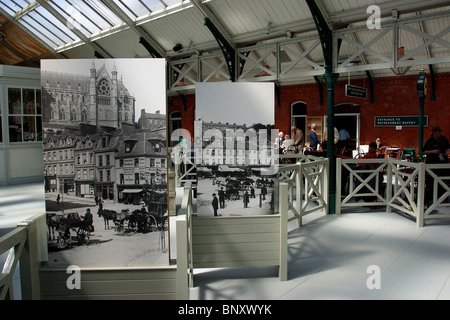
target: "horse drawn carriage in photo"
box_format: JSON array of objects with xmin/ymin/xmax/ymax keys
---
[
  {"xmin": 47, "ymin": 211, "xmax": 94, "ymax": 248},
  {"xmin": 100, "ymin": 206, "xmax": 168, "ymax": 234}
]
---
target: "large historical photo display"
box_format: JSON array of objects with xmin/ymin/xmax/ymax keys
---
[
  {"xmin": 41, "ymin": 59, "xmax": 169, "ymax": 268},
  {"xmin": 195, "ymin": 82, "xmax": 276, "ymax": 217}
]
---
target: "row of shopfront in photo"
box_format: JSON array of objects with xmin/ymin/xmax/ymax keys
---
[{"xmin": 42, "ymin": 129, "xmax": 167, "ymax": 203}]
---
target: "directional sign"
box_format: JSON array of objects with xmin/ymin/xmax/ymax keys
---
[{"xmin": 345, "ymin": 84, "xmax": 367, "ymax": 99}]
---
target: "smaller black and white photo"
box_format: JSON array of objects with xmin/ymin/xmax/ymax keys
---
[{"xmin": 195, "ymin": 82, "xmax": 276, "ymax": 217}]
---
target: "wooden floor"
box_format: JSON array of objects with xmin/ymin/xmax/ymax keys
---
[
  {"xmin": 188, "ymin": 209, "xmax": 450, "ymax": 300},
  {"xmin": 2, "ymin": 183, "xmax": 450, "ymax": 300}
]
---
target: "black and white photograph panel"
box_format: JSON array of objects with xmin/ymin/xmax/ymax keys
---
[
  {"xmin": 41, "ymin": 59, "xmax": 169, "ymax": 268},
  {"xmin": 195, "ymin": 82, "xmax": 276, "ymax": 217}
]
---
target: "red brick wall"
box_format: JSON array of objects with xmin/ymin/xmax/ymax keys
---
[
  {"xmin": 168, "ymin": 72, "xmax": 450, "ymax": 152},
  {"xmin": 279, "ymin": 72, "xmax": 450, "ymax": 151},
  {"xmin": 167, "ymin": 93, "xmax": 195, "ymax": 138}
]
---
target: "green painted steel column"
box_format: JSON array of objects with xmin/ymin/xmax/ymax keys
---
[
  {"xmin": 417, "ymin": 70, "xmax": 427, "ymax": 161},
  {"xmin": 305, "ymin": 0, "xmax": 338, "ymax": 214},
  {"xmin": 323, "ymin": 72, "xmax": 339, "ymax": 214},
  {"xmin": 419, "ymin": 96, "xmax": 425, "ymax": 160}
]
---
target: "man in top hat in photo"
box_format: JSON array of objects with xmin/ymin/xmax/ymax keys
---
[{"xmin": 212, "ymin": 193, "xmax": 219, "ymax": 217}]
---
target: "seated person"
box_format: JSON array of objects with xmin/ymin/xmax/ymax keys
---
[
  {"xmin": 281, "ymin": 135, "xmax": 295, "ymax": 151},
  {"xmin": 354, "ymin": 142, "xmax": 383, "ymax": 202},
  {"xmin": 275, "ymin": 131, "xmax": 285, "ymax": 148},
  {"xmin": 357, "ymin": 142, "xmax": 379, "ymax": 169},
  {"xmin": 81, "ymin": 208, "xmax": 93, "ymax": 226}
]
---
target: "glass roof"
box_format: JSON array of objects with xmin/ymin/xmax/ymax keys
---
[{"xmin": 0, "ymin": 0, "xmax": 190, "ymax": 50}]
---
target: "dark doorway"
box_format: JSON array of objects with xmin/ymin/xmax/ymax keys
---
[{"xmin": 291, "ymin": 102, "xmax": 307, "ymax": 138}]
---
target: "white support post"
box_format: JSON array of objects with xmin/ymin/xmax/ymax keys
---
[
  {"xmin": 17, "ymin": 213, "xmax": 47, "ymax": 300},
  {"xmin": 386, "ymin": 159, "xmax": 393, "ymax": 213},
  {"xmin": 279, "ymin": 183, "xmax": 288, "ymax": 281},
  {"xmin": 335, "ymin": 158, "xmax": 341, "ymax": 215},
  {"xmin": 300, "ymin": 162, "xmax": 307, "ymax": 217},
  {"xmin": 416, "ymin": 163, "xmax": 426, "ymax": 228},
  {"xmin": 295, "ymin": 166, "xmax": 302, "ymax": 226},
  {"xmin": 176, "ymin": 217, "xmax": 189, "ymax": 300},
  {"xmin": 324, "ymin": 159, "xmax": 330, "ymax": 215}
]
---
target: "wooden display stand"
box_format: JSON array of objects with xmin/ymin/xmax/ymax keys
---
[
  {"xmin": 180, "ymin": 182, "xmax": 288, "ymax": 287},
  {"xmin": 0, "ymin": 212, "xmax": 187, "ymax": 300}
]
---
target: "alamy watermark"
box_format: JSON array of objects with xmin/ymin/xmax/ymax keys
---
[
  {"xmin": 367, "ymin": 5, "xmax": 381, "ymax": 30},
  {"xmin": 66, "ymin": 265, "xmax": 81, "ymax": 290},
  {"xmin": 66, "ymin": 5, "xmax": 83, "ymax": 31},
  {"xmin": 366, "ymin": 265, "xmax": 381, "ymax": 290},
  {"xmin": 171, "ymin": 121, "xmax": 279, "ymax": 175}
]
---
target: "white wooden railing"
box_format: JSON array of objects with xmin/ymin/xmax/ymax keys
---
[
  {"xmin": 423, "ymin": 163, "xmax": 450, "ymax": 223},
  {"xmin": 277, "ymin": 156, "xmax": 329, "ymax": 226},
  {"xmin": 0, "ymin": 213, "xmax": 46, "ymax": 300},
  {"xmin": 388, "ymin": 160, "xmax": 425, "ymax": 227},
  {"xmin": 336, "ymin": 158, "xmax": 450, "ymax": 227},
  {"xmin": 336, "ymin": 158, "xmax": 392, "ymax": 214}
]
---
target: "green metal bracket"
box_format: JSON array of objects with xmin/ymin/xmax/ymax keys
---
[
  {"xmin": 204, "ymin": 17, "xmax": 236, "ymax": 82},
  {"xmin": 139, "ymin": 36, "xmax": 163, "ymax": 59},
  {"xmin": 314, "ymin": 76, "xmax": 324, "ymax": 106},
  {"xmin": 366, "ymin": 71, "xmax": 375, "ymax": 104},
  {"xmin": 178, "ymin": 91, "xmax": 187, "ymax": 112},
  {"xmin": 305, "ymin": 0, "xmax": 333, "ymax": 73},
  {"xmin": 275, "ymin": 82, "xmax": 281, "ymax": 108},
  {"xmin": 94, "ymin": 51, "xmax": 104, "ymax": 59}
]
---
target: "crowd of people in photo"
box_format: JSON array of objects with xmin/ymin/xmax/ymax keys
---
[{"xmin": 210, "ymin": 175, "xmax": 273, "ymax": 217}]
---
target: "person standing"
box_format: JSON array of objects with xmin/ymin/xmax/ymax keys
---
[
  {"xmin": 97, "ymin": 199, "xmax": 103, "ymax": 217},
  {"xmin": 243, "ymin": 190, "xmax": 250, "ymax": 208},
  {"xmin": 218, "ymin": 187, "xmax": 226, "ymax": 209},
  {"xmin": 250, "ymin": 186, "xmax": 255, "ymax": 198},
  {"xmin": 291, "ymin": 126, "xmax": 305, "ymax": 151},
  {"xmin": 338, "ymin": 128, "xmax": 351, "ymax": 154},
  {"xmin": 212, "ymin": 193, "xmax": 219, "ymax": 217},
  {"xmin": 261, "ymin": 185, "xmax": 267, "ymax": 200},
  {"xmin": 308, "ymin": 123, "xmax": 320, "ymax": 150},
  {"xmin": 423, "ymin": 127, "xmax": 450, "ymax": 201},
  {"xmin": 323, "ymin": 126, "xmax": 339, "ymax": 145}
]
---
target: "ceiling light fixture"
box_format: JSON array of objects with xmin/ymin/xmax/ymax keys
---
[
  {"xmin": 391, "ymin": 46, "xmax": 413, "ymax": 76},
  {"xmin": 173, "ymin": 43, "xmax": 183, "ymax": 52},
  {"xmin": 266, "ymin": 22, "xmax": 272, "ymax": 35}
]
